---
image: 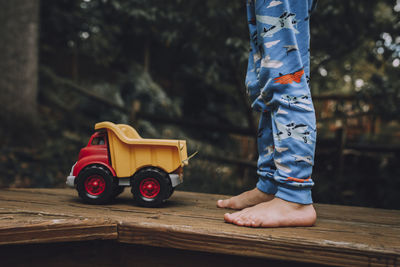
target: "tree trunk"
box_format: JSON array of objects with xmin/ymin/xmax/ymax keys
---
[{"xmin": 0, "ymin": 0, "xmax": 39, "ymax": 129}]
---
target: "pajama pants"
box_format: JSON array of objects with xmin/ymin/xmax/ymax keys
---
[{"xmin": 245, "ymin": 0, "xmax": 316, "ymax": 204}]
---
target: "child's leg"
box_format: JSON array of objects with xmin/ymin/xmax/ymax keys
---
[
  {"xmin": 217, "ymin": 112, "xmax": 276, "ymax": 209},
  {"xmin": 219, "ymin": 0, "xmax": 317, "ymax": 227}
]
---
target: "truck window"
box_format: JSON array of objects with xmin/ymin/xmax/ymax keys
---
[{"xmin": 91, "ymin": 136, "xmax": 105, "ymax": 145}]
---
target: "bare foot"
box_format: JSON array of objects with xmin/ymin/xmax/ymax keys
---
[
  {"xmin": 224, "ymin": 198, "xmax": 316, "ymax": 227},
  {"xmin": 217, "ymin": 188, "xmax": 274, "ymax": 210}
]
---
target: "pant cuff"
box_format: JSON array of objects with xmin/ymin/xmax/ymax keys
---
[
  {"xmin": 256, "ymin": 178, "xmax": 278, "ymax": 195},
  {"xmin": 275, "ymin": 185, "xmax": 313, "ymax": 204}
]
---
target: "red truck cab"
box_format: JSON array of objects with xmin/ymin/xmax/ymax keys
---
[{"xmin": 70, "ymin": 131, "xmax": 115, "ymax": 179}]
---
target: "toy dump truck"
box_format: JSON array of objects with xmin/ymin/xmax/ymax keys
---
[{"xmin": 66, "ymin": 121, "xmax": 188, "ymax": 207}]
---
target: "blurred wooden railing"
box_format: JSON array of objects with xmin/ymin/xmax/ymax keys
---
[{"xmin": 40, "ymin": 67, "xmax": 400, "ymax": 171}]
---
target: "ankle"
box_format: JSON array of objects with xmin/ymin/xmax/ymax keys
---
[{"xmin": 275, "ymin": 197, "xmax": 315, "ymax": 211}]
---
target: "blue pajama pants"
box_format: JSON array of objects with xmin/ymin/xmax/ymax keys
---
[{"xmin": 245, "ymin": 0, "xmax": 316, "ymax": 204}]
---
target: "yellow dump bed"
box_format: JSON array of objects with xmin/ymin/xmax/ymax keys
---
[{"xmin": 95, "ymin": 122, "xmax": 188, "ymax": 178}]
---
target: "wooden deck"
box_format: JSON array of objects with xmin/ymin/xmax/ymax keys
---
[{"xmin": 0, "ymin": 188, "xmax": 399, "ymax": 266}]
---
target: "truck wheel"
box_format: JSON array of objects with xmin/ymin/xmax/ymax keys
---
[
  {"xmin": 167, "ymin": 187, "xmax": 175, "ymax": 199},
  {"xmin": 76, "ymin": 165, "xmax": 114, "ymax": 204},
  {"xmin": 131, "ymin": 168, "xmax": 171, "ymax": 207},
  {"xmin": 112, "ymin": 186, "xmax": 125, "ymax": 198}
]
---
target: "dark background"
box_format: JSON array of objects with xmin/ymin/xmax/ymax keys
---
[{"xmin": 0, "ymin": 0, "xmax": 399, "ymax": 209}]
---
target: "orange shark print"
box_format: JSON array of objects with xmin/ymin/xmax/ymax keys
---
[{"xmin": 273, "ymin": 69, "xmax": 305, "ymax": 84}]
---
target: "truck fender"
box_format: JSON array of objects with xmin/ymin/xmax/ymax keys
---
[
  {"xmin": 75, "ymin": 162, "xmax": 116, "ymax": 185},
  {"xmin": 130, "ymin": 166, "xmax": 171, "ymax": 186}
]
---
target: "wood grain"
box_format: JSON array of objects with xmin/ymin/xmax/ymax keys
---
[
  {"xmin": 0, "ymin": 209, "xmax": 117, "ymax": 245},
  {"xmin": 0, "ymin": 188, "xmax": 399, "ymax": 267},
  {"xmin": 0, "ymin": 240, "xmax": 321, "ymax": 267}
]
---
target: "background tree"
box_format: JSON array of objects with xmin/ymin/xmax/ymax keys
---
[{"xmin": 0, "ymin": 0, "xmax": 40, "ymax": 135}]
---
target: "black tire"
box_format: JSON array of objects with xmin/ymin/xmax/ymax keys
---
[
  {"xmin": 112, "ymin": 186, "xmax": 125, "ymax": 198},
  {"xmin": 131, "ymin": 168, "xmax": 172, "ymax": 207},
  {"xmin": 167, "ymin": 187, "xmax": 175, "ymax": 199},
  {"xmin": 76, "ymin": 165, "xmax": 114, "ymax": 204}
]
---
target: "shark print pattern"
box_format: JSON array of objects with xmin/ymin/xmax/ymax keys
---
[
  {"xmin": 273, "ymin": 69, "xmax": 305, "ymax": 84},
  {"xmin": 284, "ymin": 44, "xmax": 298, "ymax": 55},
  {"xmin": 253, "ymin": 52, "xmax": 262, "ymax": 63},
  {"xmin": 264, "ymin": 145, "xmax": 274, "ymax": 157},
  {"xmin": 275, "ymin": 146, "xmax": 289, "ymax": 153},
  {"xmin": 246, "ymin": 0, "xmax": 316, "ymax": 204},
  {"xmin": 257, "ymin": 12, "xmax": 299, "ymax": 38},
  {"xmin": 293, "ymin": 154, "xmax": 314, "ymax": 165},
  {"xmin": 274, "ymin": 120, "xmax": 313, "ymax": 144},
  {"xmin": 264, "ymin": 39, "xmax": 281, "ymax": 48},
  {"xmin": 281, "ymin": 94, "xmax": 313, "ymax": 111},
  {"xmin": 276, "ymin": 106, "xmax": 288, "ymax": 114},
  {"xmin": 274, "ymin": 158, "xmax": 292, "ymax": 173},
  {"xmin": 261, "ymin": 55, "xmax": 283, "ymax": 69},
  {"xmin": 267, "ymin": 1, "xmax": 283, "ymax": 8}
]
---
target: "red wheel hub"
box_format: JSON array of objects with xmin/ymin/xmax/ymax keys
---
[
  {"xmin": 139, "ymin": 178, "xmax": 160, "ymax": 198},
  {"xmin": 84, "ymin": 175, "xmax": 106, "ymax": 196}
]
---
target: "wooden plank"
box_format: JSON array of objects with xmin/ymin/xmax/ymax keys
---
[
  {"xmin": 0, "ymin": 189, "xmax": 118, "ymax": 245},
  {"xmin": 0, "ymin": 188, "xmax": 399, "ymax": 267},
  {"xmin": 116, "ymin": 193, "xmax": 400, "ymax": 267},
  {"xmin": 0, "ymin": 240, "xmax": 319, "ymax": 267},
  {"xmin": 0, "ymin": 209, "xmax": 117, "ymax": 245},
  {"xmin": 118, "ymin": 221, "xmax": 399, "ymax": 267}
]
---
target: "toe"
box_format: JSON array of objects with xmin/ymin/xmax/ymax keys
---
[
  {"xmin": 233, "ymin": 218, "xmax": 245, "ymax": 226},
  {"xmin": 249, "ymin": 215, "xmax": 263, "ymax": 227},
  {"xmin": 228, "ymin": 210, "xmax": 243, "ymax": 220},
  {"xmin": 244, "ymin": 220, "xmax": 253, "ymax": 227},
  {"xmin": 226, "ymin": 210, "xmax": 245, "ymax": 225},
  {"xmin": 250, "ymin": 220, "xmax": 260, "ymax": 227},
  {"xmin": 233, "ymin": 211, "xmax": 250, "ymax": 226},
  {"xmin": 217, "ymin": 199, "xmax": 225, "ymax": 208},
  {"xmin": 217, "ymin": 199, "xmax": 231, "ymax": 208},
  {"xmin": 241, "ymin": 213, "xmax": 255, "ymax": 227},
  {"xmin": 224, "ymin": 213, "xmax": 233, "ymax": 223}
]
